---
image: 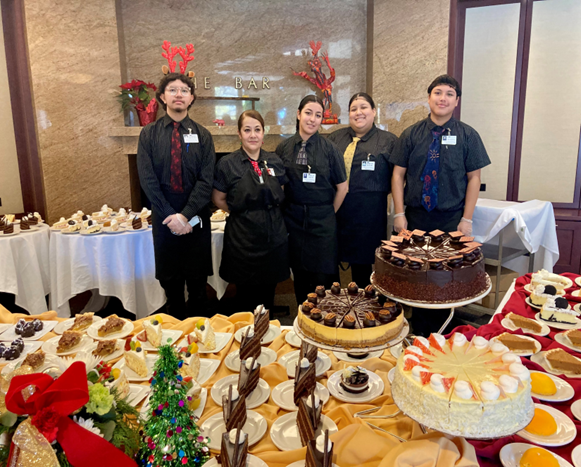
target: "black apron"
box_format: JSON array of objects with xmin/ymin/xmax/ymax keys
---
[
  {"xmin": 152, "ymin": 192, "xmax": 212, "ymax": 281},
  {"xmin": 405, "ymin": 206, "xmax": 463, "ymax": 233},
  {"xmin": 219, "ymin": 161, "xmax": 289, "ymax": 285},
  {"xmin": 284, "ymin": 160, "xmax": 338, "ymax": 275}
]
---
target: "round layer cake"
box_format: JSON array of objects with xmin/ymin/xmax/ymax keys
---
[
  {"xmin": 373, "ymin": 229, "xmax": 488, "ymax": 303},
  {"xmin": 392, "ymin": 333, "xmax": 534, "ymax": 438},
  {"xmin": 296, "ymin": 283, "xmax": 404, "ymax": 349}
]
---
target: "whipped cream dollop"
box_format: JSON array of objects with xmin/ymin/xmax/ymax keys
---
[
  {"xmin": 406, "ymin": 345, "xmax": 423, "ymax": 356},
  {"xmin": 431, "ymin": 333, "xmax": 446, "ymax": 348},
  {"xmin": 480, "ymin": 381, "xmax": 501, "ymax": 401},
  {"xmin": 306, "ymin": 394, "xmax": 320, "ymax": 409},
  {"xmin": 454, "ymin": 381, "xmax": 473, "ymax": 400},
  {"xmin": 430, "ymin": 374, "xmax": 445, "ymax": 393},
  {"xmin": 415, "ymin": 336, "xmax": 430, "ymax": 349},
  {"xmin": 141, "ymin": 207, "xmax": 148, "ymax": 215},
  {"xmin": 509, "ymin": 363, "xmax": 531, "ymax": 382},
  {"xmin": 245, "ymin": 327, "xmax": 255, "ymax": 338},
  {"xmin": 255, "ymin": 304, "xmax": 266, "ymax": 315},
  {"xmin": 472, "ymin": 336, "xmax": 489, "ymax": 350},
  {"xmin": 534, "ymin": 284, "xmax": 547, "ymax": 295},
  {"xmin": 229, "ymin": 428, "xmax": 246, "ymax": 444},
  {"xmin": 315, "ymin": 434, "xmax": 332, "ymax": 453},
  {"xmin": 403, "ymin": 354, "xmax": 419, "ymax": 365},
  {"xmin": 244, "ymin": 358, "xmax": 258, "ymax": 370},
  {"xmin": 411, "ymin": 366, "xmax": 424, "ymax": 383},
  {"xmin": 230, "ymin": 387, "xmax": 239, "ymax": 401},
  {"xmin": 300, "ymin": 357, "xmax": 310, "ymax": 369},
  {"xmin": 491, "ymin": 342, "xmax": 509, "ymax": 355},
  {"xmin": 453, "ymin": 333, "xmax": 467, "ymax": 347},
  {"xmin": 499, "ymin": 374, "xmax": 519, "ymax": 393},
  {"xmin": 501, "ymin": 353, "xmax": 520, "ymax": 364},
  {"xmin": 118, "ymin": 208, "xmax": 127, "ymax": 215}
]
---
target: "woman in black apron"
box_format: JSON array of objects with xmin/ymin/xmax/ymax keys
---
[
  {"xmin": 212, "ymin": 110, "xmax": 289, "ymax": 313},
  {"xmin": 275, "ymin": 95, "xmax": 348, "ymax": 306},
  {"xmin": 327, "ymin": 93, "xmax": 397, "ymax": 287}
]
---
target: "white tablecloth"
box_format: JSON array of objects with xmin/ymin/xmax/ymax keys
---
[
  {"xmin": 0, "ymin": 224, "xmax": 50, "ymax": 314},
  {"xmin": 208, "ymin": 222, "xmax": 227, "ymax": 299},
  {"xmin": 473, "ymin": 199, "xmax": 559, "ymax": 274}
]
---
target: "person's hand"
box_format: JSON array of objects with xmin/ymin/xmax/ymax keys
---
[
  {"xmin": 457, "ymin": 219, "xmax": 473, "ymax": 236},
  {"xmin": 394, "ymin": 215, "xmax": 408, "ymax": 233},
  {"xmin": 163, "ymin": 214, "xmax": 191, "ymax": 236}
]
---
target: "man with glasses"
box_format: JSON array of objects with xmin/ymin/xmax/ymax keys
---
[{"xmin": 137, "ymin": 72, "xmax": 215, "ymax": 319}]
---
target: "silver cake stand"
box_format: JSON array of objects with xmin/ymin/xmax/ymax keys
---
[{"xmin": 370, "ymin": 273, "xmax": 492, "ymax": 334}]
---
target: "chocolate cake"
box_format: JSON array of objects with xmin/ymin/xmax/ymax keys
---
[
  {"xmin": 222, "ymin": 385, "xmax": 247, "ymax": 432},
  {"xmin": 294, "ymin": 357, "xmax": 316, "ymax": 406},
  {"xmin": 131, "ymin": 216, "xmax": 142, "ymax": 230},
  {"xmin": 239, "ymin": 327, "xmax": 261, "ymax": 362},
  {"xmin": 238, "ymin": 357, "xmax": 260, "ymax": 398},
  {"xmin": 2, "ymin": 222, "xmax": 14, "ymax": 234},
  {"xmin": 340, "ymin": 366, "xmax": 370, "ymax": 394},
  {"xmin": 297, "ymin": 392, "xmax": 322, "ymax": 447},
  {"xmin": 219, "ymin": 429, "xmax": 248, "ymax": 467},
  {"xmin": 373, "ymin": 230, "xmax": 488, "ymax": 303},
  {"xmin": 20, "ymin": 216, "xmax": 31, "ymax": 230},
  {"xmin": 253, "ymin": 304, "xmax": 269, "ymax": 342},
  {"xmin": 300, "ymin": 341, "xmax": 318, "ymax": 364},
  {"xmin": 306, "ymin": 431, "xmax": 334, "ymax": 467},
  {"xmin": 26, "ymin": 213, "xmax": 38, "ymax": 225}
]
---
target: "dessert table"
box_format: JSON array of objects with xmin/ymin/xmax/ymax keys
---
[{"xmin": 0, "ymin": 224, "xmax": 50, "ymax": 315}]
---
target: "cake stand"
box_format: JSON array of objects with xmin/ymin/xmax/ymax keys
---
[{"xmin": 370, "ymin": 273, "xmax": 492, "ymax": 334}]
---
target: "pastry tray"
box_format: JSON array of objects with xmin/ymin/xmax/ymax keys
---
[{"xmin": 292, "ymin": 317, "xmax": 409, "ymax": 353}]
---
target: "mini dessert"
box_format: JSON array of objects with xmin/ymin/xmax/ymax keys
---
[
  {"xmin": 530, "ymin": 373, "xmax": 557, "ymax": 396},
  {"xmin": 21, "ymin": 349, "xmax": 45, "ymax": 370},
  {"xmin": 300, "ymin": 341, "xmax": 318, "ymax": 364},
  {"xmin": 56, "ymin": 330, "xmax": 83, "ymax": 353},
  {"xmin": 98, "ymin": 314, "xmax": 125, "ymax": 337},
  {"xmin": 297, "ymin": 392, "xmax": 322, "ymax": 446},
  {"xmin": 65, "ymin": 221, "xmax": 81, "ymax": 233},
  {"xmin": 110, "ymin": 219, "xmax": 120, "ymax": 231},
  {"xmin": 20, "ymin": 216, "xmax": 31, "ymax": 230},
  {"xmin": 92, "ymin": 339, "xmax": 118, "ymax": 358},
  {"xmin": 496, "ymin": 333, "xmax": 537, "ymax": 353},
  {"xmin": 530, "ymin": 284, "xmax": 558, "ymax": 306},
  {"xmin": 531, "ymin": 269, "xmax": 570, "ymax": 293},
  {"xmin": 2, "ymin": 214, "xmax": 15, "ymax": 223},
  {"xmin": 124, "ymin": 341, "xmax": 148, "ymax": 377},
  {"xmin": 540, "ymin": 297, "xmax": 577, "ymax": 324},
  {"xmin": 294, "ymin": 357, "xmax": 316, "ymax": 406},
  {"xmin": 131, "ymin": 216, "xmax": 142, "ymax": 230},
  {"xmin": 70, "ymin": 312, "xmax": 94, "ymax": 332},
  {"xmin": 340, "ymin": 366, "xmax": 370, "ymax": 393},
  {"xmin": 85, "ymin": 222, "xmax": 102, "ymax": 234},
  {"xmin": 253, "ymin": 304, "xmax": 269, "ymax": 342},
  {"xmin": 238, "ymin": 357, "xmax": 260, "ymax": 398},
  {"xmin": 239, "ymin": 327, "xmax": 261, "ymax": 361},
  {"xmin": 107, "ymin": 370, "xmax": 130, "ymax": 399},
  {"xmin": 143, "ymin": 317, "xmax": 163, "ymax": 347},
  {"xmin": 179, "ymin": 343, "xmax": 200, "ymax": 381},
  {"xmin": 545, "ymin": 348, "xmax": 581, "ymax": 374},
  {"xmin": 222, "ymin": 385, "xmax": 247, "ymax": 432},
  {"xmin": 2, "ymin": 222, "xmax": 14, "ymax": 234},
  {"xmin": 519, "ymin": 447, "xmax": 559, "ymax": 467},
  {"xmin": 219, "ymin": 428, "xmax": 248, "ymax": 467},
  {"xmin": 15, "ymin": 319, "xmax": 43, "ymax": 338},
  {"xmin": 194, "ymin": 318, "xmax": 216, "ymax": 350},
  {"xmin": 25, "ymin": 213, "xmax": 38, "ymax": 225},
  {"xmin": 306, "ymin": 431, "xmax": 334, "ymax": 467},
  {"xmin": 0, "ymin": 339, "xmax": 25, "ymax": 360},
  {"xmin": 564, "ymin": 329, "xmax": 581, "ymax": 347},
  {"xmin": 506, "ymin": 312, "xmax": 543, "ymax": 333}
]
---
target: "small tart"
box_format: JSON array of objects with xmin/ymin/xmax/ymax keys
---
[
  {"xmin": 98, "ymin": 314, "xmax": 125, "ymax": 337},
  {"xmin": 21, "ymin": 349, "xmax": 45, "ymax": 370},
  {"xmin": 56, "ymin": 331, "xmax": 83, "ymax": 353}
]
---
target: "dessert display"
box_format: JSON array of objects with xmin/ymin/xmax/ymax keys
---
[
  {"xmin": 124, "ymin": 341, "xmax": 148, "ymax": 377},
  {"xmin": 219, "ymin": 428, "xmax": 248, "ymax": 467},
  {"xmin": 564, "ymin": 329, "xmax": 581, "ymax": 347},
  {"xmin": 296, "ymin": 283, "xmax": 404, "ymax": 349},
  {"xmin": 0, "ymin": 339, "xmax": 25, "ymax": 360},
  {"xmin": 531, "ymin": 269, "xmax": 570, "ymax": 293},
  {"xmin": 98, "ymin": 314, "xmax": 126, "ymax": 337},
  {"xmin": 239, "ymin": 327, "xmax": 260, "ymax": 361},
  {"xmin": 306, "ymin": 431, "xmax": 333, "ymax": 467},
  {"xmin": 92, "ymin": 339, "xmax": 118, "ymax": 358},
  {"xmin": 545, "ymin": 348, "xmax": 581, "ymax": 374},
  {"xmin": 194, "ymin": 318, "xmax": 216, "ymax": 350},
  {"xmin": 340, "ymin": 366, "xmax": 370, "ymax": 394},
  {"xmin": 391, "ymin": 333, "xmax": 534, "ymax": 438},
  {"xmin": 506, "ymin": 312, "xmax": 543, "ymax": 334},
  {"xmin": 253, "ymin": 304, "xmax": 269, "ymax": 342},
  {"xmin": 373, "ymin": 229, "xmax": 488, "ymax": 303},
  {"xmin": 300, "ymin": 341, "xmax": 318, "ymax": 364},
  {"xmin": 530, "ymin": 285, "xmax": 558, "ymax": 306},
  {"xmin": 222, "ymin": 385, "xmax": 247, "ymax": 432},
  {"xmin": 297, "ymin": 392, "xmax": 322, "ymax": 446},
  {"xmin": 15, "ymin": 319, "xmax": 43, "ymax": 338},
  {"xmin": 56, "ymin": 330, "xmax": 83, "ymax": 353},
  {"xmin": 495, "ymin": 333, "xmax": 538, "ymax": 353},
  {"xmin": 143, "ymin": 317, "xmax": 163, "ymax": 347},
  {"xmin": 530, "ymin": 373, "xmax": 557, "ymax": 396},
  {"xmin": 238, "ymin": 357, "xmax": 260, "ymax": 398},
  {"xmin": 21, "ymin": 349, "xmax": 46, "ymax": 370},
  {"xmin": 294, "ymin": 357, "xmax": 316, "ymax": 405},
  {"xmin": 539, "ymin": 296, "xmax": 577, "ymax": 324},
  {"xmin": 70, "ymin": 312, "xmax": 94, "ymax": 332},
  {"xmin": 519, "ymin": 447, "xmax": 559, "ymax": 467}
]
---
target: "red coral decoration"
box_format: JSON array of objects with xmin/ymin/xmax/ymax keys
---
[
  {"xmin": 161, "ymin": 40, "xmax": 179, "ymax": 73},
  {"xmin": 309, "ymin": 40, "xmax": 322, "ymax": 56},
  {"xmin": 161, "ymin": 41, "xmax": 194, "ymax": 75},
  {"xmin": 178, "ymin": 44, "xmax": 195, "ymax": 74}
]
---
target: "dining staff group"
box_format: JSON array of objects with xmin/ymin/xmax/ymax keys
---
[{"xmin": 137, "ymin": 72, "xmax": 490, "ymax": 335}]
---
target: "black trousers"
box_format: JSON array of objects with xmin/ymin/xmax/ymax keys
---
[
  {"xmin": 292, "ymin": 268, "xmax": 339, "ymax": 307},
  {"xmin": 159, "ymin": 273, "xmax": 209, "ymax": 321},
  {"xmin": 349, "ymin": 263, "xmax": 373, "ymax": 289},
  {"xmin": 235, "ymin": 282, "xmax": 278, "ymax": 314}
]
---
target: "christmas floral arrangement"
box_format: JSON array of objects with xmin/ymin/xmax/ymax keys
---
[
  {"xmin": 0, "ymin": 360, "xmax": 141, "ymax": 467},
  {"xmin": 118, "ymin": 79, "xmax": 159, "ymax": 126}
]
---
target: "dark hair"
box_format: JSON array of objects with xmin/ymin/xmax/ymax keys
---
[
  {"xmin": 296, "ymin": 95, "xmax": 325, "ymax": 132},
  {"xmin": 428, "ymin": 74, "xmax": 462, "ymax": 98},
  {"xmin": 348, "ymin": 92, "xmax": 375, "ymax": 109},
  {"xmin": 238, "ymin": 110, "xmax": 265, "ymax": 131},
  {"xmin": 156, "ymin": 73, "xmax": 196, "ymax": 111}
]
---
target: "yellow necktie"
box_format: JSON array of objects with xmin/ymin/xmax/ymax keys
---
[{"xmin": 343, "ymin": 137, "xmax": 360, "ymax": 182}]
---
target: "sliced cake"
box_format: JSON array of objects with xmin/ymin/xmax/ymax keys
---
[
  {"xmin": 56, "ymin": 331, "xmax": 83, "ymax": 353},
  {"xmin": 98, "ymin": 314, "xmax": 126, "ymax": 337},
  {"xmin": 92, "ymin": 339, "xmax": 118, "ymax": 358},
  {"xmin": 239, "ymin": 327, "xmax": 261, "ymax": 361},
  {"xmin": 564, "ymin": 329, "xmax": 581, "ymax": 347},
  {"xmin": 546, "ymin": 348, "xmax": 581, "ymax": 374},
  {"xmin": 179, "ymin": 344, "xmax": 200, "ymax": 381},
  {"xmin": 530, "ymin": 285, "xmax": 558, "ymax": 306},
  {"xmin": 143, "ymin": 317, "xmax": 163, "ymax": 347},
  {"xmin": 124, "ymin": 341, "xmax": 148, "ymax": 377},
  {"xmin": 238, "ymin": 357, "xmax": 260, "ymax": 398},
  {"xmin": 540, "ymin": 297, "xmax": 577, "ymax": 324},
  {"xmin": 294, "ymin": 357, "xmax": 317, "ymax": 406},
  {"xmin": 194, "ymin": 318, "xmax": 216, "ymax": 350},
  {"xmin": 496, "ymin": 333, "xmax": 537, "ymax": 353},
  {"xmin": 107, "ymin": 371, "xmax": 130, "ymax": 399},
  {"xmin": 21, "ymin": 349, "xmax": 45, "ymax": 371},
  {"xmin": 187, "ymin": 380, "xmax": 202, "ymax": 410},
  {"xmin": 297, "ymin": 392, "xmax": 322, "ymax": 447},
  {"xmin": 253, "ymin": 304, "xmax": 269, "ymax": 342},
  {"xmin": 219, "ymin": 429, "xmax": 248, "ymax": 467},
  {"xmin": 531, "ymin": 270, "xmax": 570, "ymax": 293},
  {"xmin": 70, "ymin": 312, "xmax": 94, "ymax": 332},
  {"xmin": 222, "ymin": 385, "xmax": 247, "ymax": 432},
  {"xmin": 299, "ymin": 341, "xmax": 318, "ymax": 364},
  {"xmin": 506, "ymin": 312, "xmax": 543, "ymax": 334},
  {"xmin": 306, "ymin": 431, "xmax": 333, "ymax": 467}
]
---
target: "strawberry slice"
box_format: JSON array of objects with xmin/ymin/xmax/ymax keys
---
[
  {"xmin": 124, "ymin": 337, "xmax": 132, "ymax": 351},
  {"xmin": 404, "ymin": 348, "xmax": 422, "ymax": 358},
  {"xmin": 442, "ymin": 377, "xmax": 455, "ymax": 393},
  {"xmin": 404, "ymin": 359, "xmax": 428, "ymax": 371},
  {"xmin": 187, "ymin": 334, "xmax": 199, "ymax": 345},
  {"xmin": 404, "ymin": 349, "xmax": 431, "ymax": 362},
  {"xmin": 136, "ymin": 330, "xmax": 147, "ymax": 342},
  {"xmin": 413, "ymin": 337, "xmax": 434, "ymax": 356},
  {"xmin": 420, "ymin": 371, "xmax": 434, "ymax": 385},
  {"xmin": 428, "ymin": 334, "xmax": 444, "ymax": 353}
]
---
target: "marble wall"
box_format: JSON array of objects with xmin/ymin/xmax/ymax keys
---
[{"xmin": 24, "ymin": 0, "xmax": 130, "ymax": 223}]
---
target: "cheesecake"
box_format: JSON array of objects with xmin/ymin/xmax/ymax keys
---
[
  {"xmin": 540, "ymin": 297, "xmax": 577, "ymax": 324},
  {"xmin": 194, "ymin": 319, "xmax": 216, "ymax": 350},
  {"xmin": 530, "ymin": 284, "xmax": 558, "ymax": 306},
  {"xmin": 143, "ymin": 318, "xmax": 163, "ymax": 348},
  {"xmin": 531, "ymin": 269, "xmax": 570, "ymax": 293}
]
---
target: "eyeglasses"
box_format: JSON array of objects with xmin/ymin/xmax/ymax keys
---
[{"xmin": 167, "ymin": 87, "xmax": 192, "ymax": 96}]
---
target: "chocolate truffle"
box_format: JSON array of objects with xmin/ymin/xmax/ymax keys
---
[
  {"xmin": 301, "ymin": 302, "xmax": 315, "ymax": 314},
  {"xmin": 331, "ymin": 282, "xmax": 341, "ymax": 294},
  {"xmin": 324, "ymin": 313, "xmax": 337, "ymax": 327},
  {"xmin": 363, "ymin": 312, "xmax": 376, "ymax": 327},
  {"xmin": 315, "ymin": 285, "xmax": 326, "ymax": 297},
  {"xmin": 342, "ymin": 315, "xmax": 355, "ymax": 328},
  {"xmin": 310, "ymin": 309, "xmax": 323, "ymax": 321},
  {"xmin": 347, "ymin": 282, "xmax": 358, "ymax": 294},
  {"xmin": 364, "ymin": 285, "xmax": 375, "ymax": 297},
  {"xmin": 378, "ymin": 309, "xmax": 394, "ymax": 324},
  {"xmin": 307, "ymin": 293, "xmax": 318, "ymax": 304}
]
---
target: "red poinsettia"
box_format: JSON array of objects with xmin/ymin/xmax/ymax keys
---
[{"xmin": 117, "ymin": 80, "xmax": 157, "ymax": 111}]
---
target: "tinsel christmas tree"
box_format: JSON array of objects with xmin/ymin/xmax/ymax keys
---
[{"xmin": 138, "ymin": 345, "xmax": 210, "ymax": 467}]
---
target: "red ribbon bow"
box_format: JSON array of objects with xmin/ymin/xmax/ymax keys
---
[{"xmin": 6, "ymin": 362, "xmax": 137, "ymax": 467}]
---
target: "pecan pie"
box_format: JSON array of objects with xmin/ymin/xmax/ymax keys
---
[
  {"xmin": 98, "ymin": 314, "xmax": 125, "ymax": 337},
  {"xmin": 56, "ymin": 331, "xmax": 83, "ymax": 353},
  {"xmin": 70, "ymin": 312, "xmax": 94, "ymax": 332}
]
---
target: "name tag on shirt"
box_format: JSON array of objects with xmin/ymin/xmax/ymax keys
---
[
  {"xmin": 361, "ymin": 161, "xmax": 375, "ymax": 171},
  {"xmin": 267, "ymin": 168, "xmax": 275, "ymax": 176},
  {"xmin": 442, "ymin": 135, "xmax": 456, "ymax": 145},
  {"xmin": 183, "ymin": 133, "xmax": 199, "ymax": 144},
  {"xmin": 303, "ymin": 173, "xmax": 317, "ymax": 183}
]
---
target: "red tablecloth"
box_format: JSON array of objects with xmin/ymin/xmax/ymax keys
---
[{"xmin": 446, "ymin": 273, "xmax": 581, "ymax": 466}]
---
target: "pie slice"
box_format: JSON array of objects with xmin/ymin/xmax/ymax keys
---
[
  {"xmin": 92, "ymin": 339, "xmax": 118, "ymax": 357},
  {"xmin": 546, "ymin": 348, "xmax": 581, "ymax": 374},
  {"xmin": 21, "ymin": 349, "xmax": 46, "ymax": 370},
  {"xmin": 506, "ymin": 312, "xmax": 543, "ymax": 334},
  {"xmin": 57, "ymin": 331, "xmax": 83, "ymax": 353},
  {"xmin": 98, "ymin": 315, "xmax": 125, "ymax": 337},
  {"xmin": 70, "ymin": 312, "xmax": 94, "ymax": 332},
  {"xmin": 496, "ymin": 333, "xmax": 537, "ymax": 352},
  {"xmin": 564, "ymin": 329, "xmax": 581, "ymax": 347}
]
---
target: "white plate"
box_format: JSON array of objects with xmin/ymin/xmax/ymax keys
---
[
  {"xmin": 517, "ymin": 403, "xmax": 577, "ymax": 446},
  {"xmin": 280, "ymin": 350, "xmax": 332, "ymax": 378},
  {"xmin": 205, "ymin": 455, "xmax": 268, "ymax": 467},
  {"xmin": 0, "ymin": 323, "xmax": 13, "ymax": 336},
  {"xmin": 87, "ymin": 318, "xmax": 134, "ymax": 341},
  {"xmin": 102, "ymin": 226, "xmax": 127, "ymax": 234},
  {"xmin": 271, "ymin": 380, "xmax": 329, "ymax": 411},
  {"xmin": 570, "ymin": 400, "xmax": 581, "ymax": 422},
  {"xmin": 127, "ymin": 384, "xmax": 150, "ymax": 407},
  {"xmin": 112, "ymin": 353, "xmax": 159, "ymax": 381},
  {"xmin": 235, "ymin": 324, "xmax": 281, "ymax": 345},
  {"xmin": 535, "ymin": 312, "xmax": 581, "ymax": 330},
  {"xmin": 573, "ymin": 445, "xmax": 581, "ymax": 467},
  {"xmin": 41, "ymin": 335, "xmax": 94, "ymax": 356},
  {"xmin": 575, "ymin": 303, "xmax": 581, "ymax": 314},
  {"xmin": 555, "ymin": 332, "xmax": 581, "ymax": 353},
  {"xmin": 499, "ymin": 442, "xmax": 573, "ymax": 467},
  {"xmin": 389, "ymin": 344, "xmax": 403, "ymax": 359},
  {"xmin": 531, "ymin": 351, "xmax": 581, "ymax": 379},
  {"xmin": 123, "ymin": 225, "xmax": 148, "ymax": 232},
  {"xmin": 210, "ymin": 374, "xmax": 270, "ymax": 409},
  {"xmin": 490, "ymin": 335, "xmax": 541, "ymax": 357},
  {"xmin": 572, "ymin": 290, "xmax": 581, "ymax": 298},
  {"xmin": 0, "ymin": 341, "xmax": 44, "ymax": 365},
  {"xmin": 61, "ymin": 229, "xmax": 80, "ymax": 234},
  {"xmin": 530, "ymin": 371, "xmax": 575, "ymax": 402},
  {"xmin": 80, "ymin": 229, "xmax": 103, "ymax": 236},
  {"xmin": 132, "ymin": 329, "xmax": 183, "ymax": 351},
  {"xmin": 141, "ymin": 388, "xmax": 207, "ymax": 420},
  {"xmin": 200, "ymin": 410, "xmax": 267, "ymax": 451},
  {"xmin": 388, "ymin": 367, "xmax": 395, "ymax": 384},
  {"xmin": 575, "ymin": 277, "xmax": 581, "ymax": 288},
  {"xmin": 0, "ymin": 231, "xmax": 18, "ymax": 237},
  {"xmin": 501, "ymin": 317, "xmax": 550, "ymax": 337},
  {"xmin": 225, "ymin": 348, "xmax": 278, "ymax": 372},
  {"xmin": 197, "ymin": 358, "xmax": 221, "ymax": 385},
  {"xmin": 285, "ymin": 331, "xmax": 301, "ymax": 348},
  {"xmin": 270, "ymin": 412, "xmax": 338, "ymax": 451},
  {"xmin": 524, "ymin": 283, "xmax": 566, "ymax": 296},
  {"xmin": 333, "ymin": 349, "xmax": 384, "ymax": 363},
  {"xmin": 526, "ymin": 297, "xmax": 543, "ymax": 310},
  {"xmin": 87, "ymin": 339, "xmax": 126, "ymax": 362},
  {"xmin": 176, "ymin": 332, "xmax": 232, "ymax": 354},
  {"xmin": 54, "ymin": 316, "xmax": 103, "ymax": 335},
  {"xmin": 0, "ymin": 320, "xmax": 58, "ymax": 342},
  {"xmin": 327, "ymin": 369, "xmax": 385, "ymax": 403}
]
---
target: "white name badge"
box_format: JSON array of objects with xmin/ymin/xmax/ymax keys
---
[
  {"xmin": 303, "ymin": 173, "xmax": 317, "ymax": 183},
  {"xmin": 442, "ymin": 135, "xmax": 456, "ymax": 145},
  {"xmin": 267, "ymin": 168, "xmax": 275, "ymax": 176},
  {"xmin": 362, "ymin": 161, "xmax": 375, "ymax": 171},
  {"xmin": 183, "ymin": 133, "xmax": 199, "ymax": 143}
]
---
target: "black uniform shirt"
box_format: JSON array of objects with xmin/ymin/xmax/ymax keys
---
[
  {"xmin": 391, "ymin": 115, "xmax": 490, "ymax": 212},
  {"xmin": 275, "ymin": 132, "xmax": 347, "ymax": 205},
  {"xmin": 214, "ymin": 149, "xmax": 288, "ymax": 192},
  {"xmin": 327, "ymin": 124, "xmax": 397, "ymax": 194},
  {"xmin": 137, "ymin": 115, "xmax": 215, "ymax": 219}
]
